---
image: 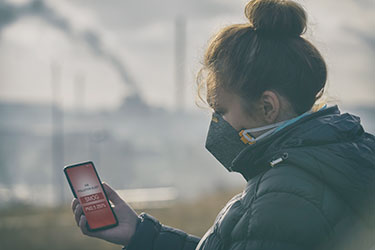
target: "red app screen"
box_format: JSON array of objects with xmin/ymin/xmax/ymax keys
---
[{"xmin": 65, "ymin": 163, "xmax": 117, "ymax": 230}]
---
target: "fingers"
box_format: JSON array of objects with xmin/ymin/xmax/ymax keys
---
[
  {"xmin": 71, "ymin": 198, "xmax": 79, "ymax": 212},
  {"xmin": 74, "ymin": 203, "xmax": 83, "ymax": 226},
  {"xmin": 102, "ymin": 182, "xmax": 124, "ymax": 206},
  {"xmin": 75, "ymin": 203, "xmax": 94, "ymax": 237},
  {"xmin": 79, "ymin": 215, "xmax": 93, "ymax": 236}
]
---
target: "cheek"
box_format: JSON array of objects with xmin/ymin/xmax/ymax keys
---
[
  {"xmin": 222, "ymin": 114, "xmax": 242, "ymax": 131},
  {"xmin": 223, "ymin": 110, "xmax": 261, "ymax": 131}
]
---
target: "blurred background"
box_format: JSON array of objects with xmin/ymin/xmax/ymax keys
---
[{"xmin": 0, "ymin": 0, "xmax": 374, "ymax": 249}]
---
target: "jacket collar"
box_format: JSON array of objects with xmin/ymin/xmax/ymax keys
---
[{"xmin": 230, "ymin": 105, "xmax": 341, "ymax": 181}]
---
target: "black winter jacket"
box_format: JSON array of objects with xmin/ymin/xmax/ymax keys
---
[{"xmin": 124, "ymin": 106, "xmax": 375, "ymax": 250}]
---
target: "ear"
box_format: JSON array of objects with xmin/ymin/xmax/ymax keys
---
[{"xmin": 260, "ymin": 90, "xmax": 280, "ymax": 123}]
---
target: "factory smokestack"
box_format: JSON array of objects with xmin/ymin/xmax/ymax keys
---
[
  {"xmin": 174, "ymin": 16, "xmax": 187, "ymax": 111},
  {"xmin": 74, "ymin": 73, "xmax": 85, "ymax": 115},
  {"xmin": 0, "ymin": 0, "xmax": 145, "ymax": 107},
  {"xmin": 51, "ymin": 62, "xmax": 65, "ymax": 205}
]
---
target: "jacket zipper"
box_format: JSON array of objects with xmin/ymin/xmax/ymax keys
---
[{"xmin": 270, "ymin": 152, "xmax": 289, "ymax": 168}]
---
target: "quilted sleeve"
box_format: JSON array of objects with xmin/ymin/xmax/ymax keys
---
[
  {"xmin": 227, "ymin": 190, "xmax": 333, "ymax": 250},
  {"xmin": 124, "ymin": 213, "xmax": 201, "ymax": 250}
]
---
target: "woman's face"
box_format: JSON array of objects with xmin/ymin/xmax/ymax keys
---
[{"xmin": 212, "ymin": 87, "xmax": 267, "ymax": 132}]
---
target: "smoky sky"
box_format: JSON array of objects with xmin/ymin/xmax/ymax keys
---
[
  {"xmin": 355, "ymin": 0, "xmax": 375, "ymax": 8},
  {"xmin": 0, "ymin": 0, "xmax": 71, "ymax": 35},
  {"xmin": 68, "ymin": 0, "xmax": 240, "ymax": 30},
  {"xmin": 343, "ymin": 25, "xmax": 375, "ymax": 52},
  {"xmin": 0, "ymin": 0, "xmax": 374, "ymax": 109},
  {"xmin": 0, "ymin": 0, "xmax": 141, "ymax": 98}
]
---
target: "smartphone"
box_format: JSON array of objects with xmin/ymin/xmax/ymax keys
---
[{"xmin": 64, "ymin": 161, "xmax": 118, "ymax": 231}]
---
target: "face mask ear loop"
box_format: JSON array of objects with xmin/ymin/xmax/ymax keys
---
[
  {"xmin": 239, "ymin": 130, "xmax": 256, "ymax": 144},
  {"xmin": 241, "ymin": 127, "xmax": 278, "ymax": 143},
  {"xmin": 239, "ymin": 120, "xmax": 287, "ymax": 144},
  {"xmin": 252, "ymin": 127, "xmax": 278, "ymax": 141},
  {"xmin": 240, "ymin": 105, "xmax": 328, "ymax": 145},
  {"xmin": 242, "ymin": 120, "xmax": 286, "ymax": 134}
]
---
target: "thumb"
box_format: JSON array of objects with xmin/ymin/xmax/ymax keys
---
[{"xmin": 102, "ymin": 182, "xmax": 124, "ymax": 205}]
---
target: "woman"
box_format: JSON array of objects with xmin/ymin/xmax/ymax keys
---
[{"xmin": 71, "ymin": 0, "xmax": 375, "ymax": 249}]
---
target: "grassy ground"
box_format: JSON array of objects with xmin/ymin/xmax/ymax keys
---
[{"xmin": 0, "ymin": 188, "xmax": 242, "ymax": 250}]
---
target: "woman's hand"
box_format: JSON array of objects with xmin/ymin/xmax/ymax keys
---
[{"xmin": 71, "ymin": 182, "xmax": 139, "ymax": 246}]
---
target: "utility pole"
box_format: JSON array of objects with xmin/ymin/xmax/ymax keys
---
[
  {"xmin": 74, "ymin": 73, "xmax": 85, "ymax": 116},
  {"xmin": 174, "ymin": 16, "xmax": 187, "ymax": 112},
  {"xmin": 51, "ymin": 62, "xmax": 65, "ymax": 205}
]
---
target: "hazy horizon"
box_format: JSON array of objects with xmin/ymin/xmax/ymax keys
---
[{"xmin": 0, "ymin": 0, "xmax": 374, "ymax": 112}]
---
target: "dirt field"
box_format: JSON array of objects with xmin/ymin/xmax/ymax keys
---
[{"xmin": 0, "ymin": 188, "xmax": 241, "ymax": 250}]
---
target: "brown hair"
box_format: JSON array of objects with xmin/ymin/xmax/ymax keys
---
[{"xmin": 196, "ymin": 0, "xmax": 327, "ymax": 115}]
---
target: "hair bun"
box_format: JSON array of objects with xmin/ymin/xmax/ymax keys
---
[{"xmin": 245, "ymin": 0, "xmax": 307, "ymax": 37}]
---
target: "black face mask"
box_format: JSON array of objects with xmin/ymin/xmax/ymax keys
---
[
  {"xmin": 204, "ymin": 112, "xmax": 249, "ymax": 172},
  {"xmin": 205, "ymin": 105, "xmax": 326, "ymax": 172}
]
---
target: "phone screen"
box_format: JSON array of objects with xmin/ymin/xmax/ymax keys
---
[{"xmin": 64, "ymin": 161, "xmax": 118, "ymax": 231}]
